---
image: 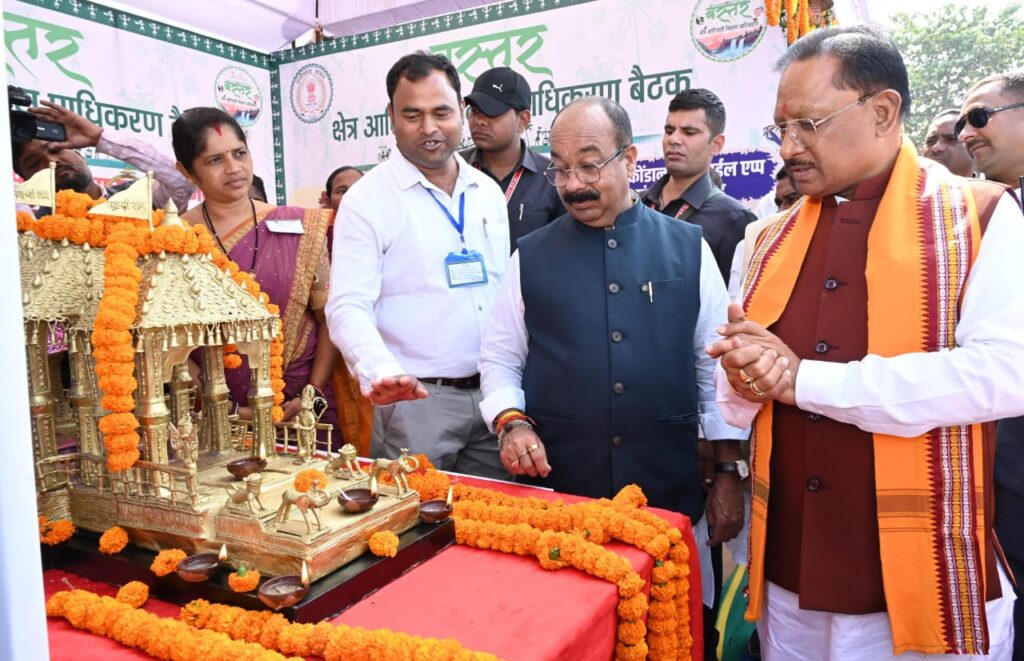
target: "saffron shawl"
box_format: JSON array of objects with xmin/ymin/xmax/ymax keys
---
[{"xmin": 741, "ymin": 139, "xmax": 990, "ymax": 654}]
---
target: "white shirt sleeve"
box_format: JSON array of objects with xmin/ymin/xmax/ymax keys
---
[
  {"xmin": 795, "ymin": 195, "xmax": 1024, "ymax": 436},
  {"xmin": 326, "ymin": 196, "xmax": 404, "ymax": 394},
  {"xmin": 96, "ymin": 130, "xmax": 193, "ymax": 210},
  {"xmin": 727, "ymin": 239, "xmax": 745, "ymax": 303},
  {"xmin": 478, "ymin": 251, "xmax": 527, "ymax": 430},
  {"xmin": 696, "ymin": 239, "xmax": 751, "ymax": 440}
]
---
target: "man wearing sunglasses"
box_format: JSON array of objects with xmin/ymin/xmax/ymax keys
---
[
  {"xmin": 479, "ymin": 97, "xmax": 747, "ymax": 618},
  {"xmin": 708, "ymin": 25, "xmax": 1024, "ymax": 660},
  {"xmin": 959, "ymin": 68, "xmax": 1024, "ymax": 661},
  {"xmin": 957, "ymin": 70, "xmax": 1024, "ymax": 192}
]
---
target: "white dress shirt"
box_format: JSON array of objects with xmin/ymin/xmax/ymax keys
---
[
  {"xmin": 327, "ymin": 149, "xmax": 510, "ymax": 393},
  {"xmin": 97, "ymin": 130, "xmax": 194, "ymax": 211},
  {"xmin": 716, "ymin": 194, "xmax": 1024, "ymax": 434},
  {"xmin": 480, "ymin": 236, "xmax": 747, "ymax": 440}
]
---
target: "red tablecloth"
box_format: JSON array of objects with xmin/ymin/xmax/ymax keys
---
[{"xmin": 45, "ymin": 478, "xmax": 703, "ymax": 660}]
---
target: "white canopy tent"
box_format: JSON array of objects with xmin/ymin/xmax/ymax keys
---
[{"xmin": 97, "ymin": 0, "xmax": 498, "ymax": 52}]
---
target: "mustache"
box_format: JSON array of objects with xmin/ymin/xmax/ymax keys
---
[
  {"xmin": 784, "ymin": 159, "xmax": 815, "ymax": 170},
  {"xmin": 562, "ymin": 189, "xmax": 600, "ymax": 204}
]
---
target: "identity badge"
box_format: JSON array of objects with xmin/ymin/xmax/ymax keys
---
[
  {"xmin": 445, "ymin": 250, "xmax": 488, "ymax": 288},
  {"xmin": 265, "ymin": 219, "xmax": 305, "ymax": 234}
]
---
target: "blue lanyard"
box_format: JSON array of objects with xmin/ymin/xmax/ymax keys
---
[{"xmin": 428, "ymin": 190, "xmax": 467, "ymax": 254}]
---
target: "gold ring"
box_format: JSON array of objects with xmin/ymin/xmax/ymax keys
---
[
  {"xmin": 749, "ymin": 380, "xmax": 767, "ymax": 397},
  {"xmin": 738, "ymin": 368, "xmax": 755, "ymax": 384},
  {"xmin": 527, "ymin": 443, "xmax": 539, "ymax": 453}
]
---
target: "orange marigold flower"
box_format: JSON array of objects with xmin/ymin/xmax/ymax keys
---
[
  {"xmin": 368, "ymin": 531, "xmax": 399, "ymax": 558},
  {"xmin": 293, "ymin": 469, "xmax": 328, "ymax": 493},
  {"xmin": 227, "ymin": 565, "xmax": 261, "ymax": 593},
  {"xmin": 150, "ymin": 549, "xmax": 187, "ymax": 576},
  {"xmin": 612, "ymin": 484, "xmax": 647, "ymax": 509},
  {"xmin": 99, "ymin": 526, "xmax": 129, "ymax": 554},
  {"xmin": 39, "ymin": 515, "xmax": 76, "ymax": 545},
  {"xmin": 115, "ymin": 581, "xmax": 149, "ymax": 608}
]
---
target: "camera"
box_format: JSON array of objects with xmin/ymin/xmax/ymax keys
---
[{"xmin": 8, "ymin": 85, "xmax": 66, "ymax": 145}]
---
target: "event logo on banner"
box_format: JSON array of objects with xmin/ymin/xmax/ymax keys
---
[
  {"xmin": 215, "ymin": 66, "xmax": 262, "ymax": 127},
  {"xmin": 289, "ymin": 62, "xmax": 333, "ymax": 124},
  {"xmin": 690, "ymin": 0, "xmax": 768, "ymax": 62}
]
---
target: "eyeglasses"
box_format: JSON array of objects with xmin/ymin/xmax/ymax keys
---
[
  {"xmin": 954, "ymin": 102, "xmax": 1024, "ymax": 137},
  {"xmin": 763, "ymin": 91, "xmax": 881, "ymax": 149},
  {"xmin": 544, "ymin": 146, "xmax": 626, "ymax": 186}
]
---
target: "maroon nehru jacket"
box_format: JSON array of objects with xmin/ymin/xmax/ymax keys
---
[{"xmin": 763, "ymin": 166, "xmax": 1006, "ymax": 614}]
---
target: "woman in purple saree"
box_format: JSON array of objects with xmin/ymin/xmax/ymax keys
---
[{"xmin": 172, "ymin": 107, "xmax": 339, "ymax": 442}]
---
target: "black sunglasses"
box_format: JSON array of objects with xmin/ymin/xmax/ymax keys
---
[{"xmin": 954, "ymin": 102, "xmax": 1024, "ymax": 137}]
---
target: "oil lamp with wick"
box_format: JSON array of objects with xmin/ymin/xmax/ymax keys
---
[
  {"xmin": 419, "ymin": 486, "xmax": 453, "ymax": 523},
  {"xmin": 226, "ymin": 431, "xmax": 269, "ymax": 479},
  {"xmin": 176, "ymin": 544, "xmax": 227, "ymax": 582},
  {"xmin": 338, "ymin": 475, "xmax": 379, "ymax": 513},
  {"xmin": 258, "ymin": 560, "xmax": 311, "ymax": 610}
]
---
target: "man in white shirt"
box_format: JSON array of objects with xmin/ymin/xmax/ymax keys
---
[
  {"xmin": 708, "ymin": 26, "xmax": 1024, "ymax": 660},
  {"xmin": 957, "ymin": 68, "xmax": 1024, "ymax": 661},
  {"xmin": 326, "ymin": 52, "xmax": 510, "ymax": 478}
]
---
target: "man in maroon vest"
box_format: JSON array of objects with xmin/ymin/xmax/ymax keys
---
[{"xmin": 707, "ymin": 25, "xmax": 1024, "ymax": 659}]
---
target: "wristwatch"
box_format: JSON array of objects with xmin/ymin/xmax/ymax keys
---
[{"xmin": 714, "ymin": 460, "xmax": 750, "ymax": 479}]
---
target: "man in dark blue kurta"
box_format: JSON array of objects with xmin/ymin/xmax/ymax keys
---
[{"xmin": 478, "ymin": 95, "xmax": 747, "ymax": 543}]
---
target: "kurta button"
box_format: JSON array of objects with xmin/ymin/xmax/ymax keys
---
[
  {"xmin": 814, "ymin": 341, "xmax": 830, "ymax": 354},
  {"xmin": 607, "ymin": 238, "xmax": 618, "ymax": 249},
  {"xmin": 611, "ymin": 331, "xmax": 623, "ymax": 342},
  {"xmin": 613, "ymin": 382, "xmax": 625, "ymax": 394},
  {"xmin": 608, "ymin": 282, "xmax": 620, "ymax": 294},
  {"xmin": 612, "ymin": 435, "xmax": 624, "ymax": 447},
  {"xmin": 807, "ymin": 477, "xmax": 822, "ymax": 492},
  {"xmin": 808, "ymin": 413, "xmax": 822, "ymax": 422},
  {"xmin": 824, "ymin": 277, "xmax": 839, "ymax": 291}
]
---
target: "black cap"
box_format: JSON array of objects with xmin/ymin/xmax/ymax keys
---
[{"xmin": 464, "ymin": 67, "xmax": 531, "ymax": 117}]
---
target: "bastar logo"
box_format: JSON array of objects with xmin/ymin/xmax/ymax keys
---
[{"xmin": 4, "ymin": 12, "xmax": 94, "ymax": 88}]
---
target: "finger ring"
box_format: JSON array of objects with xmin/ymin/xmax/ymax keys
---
[
  {"xmin": 517, "ymin": 451, "xmax": 531, "ymax": 460},
  {"xmin": 527, "ymin": 443, "xmax": 539, "ymax": 453},
  {"xmin": 511, "ymin": 458, "xmax": 520, "ymax": 465},
  {"xmin": 738, "ymin": 368, "xmax": 755, "ymax": 384},
  {"xmin": 749, "ymin": 380, "xmax": 767, "ymax": 397}
]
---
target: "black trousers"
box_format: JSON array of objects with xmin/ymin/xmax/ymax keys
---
[{"xmin": 995, "ymin": 481, "xmax": 1024, "ymax": 661}]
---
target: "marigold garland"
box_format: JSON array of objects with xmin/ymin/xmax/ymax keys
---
[
  {"xmin": 98, "ymin": 526, "xmax": 129, "ymax": 555},
  {"xmin": 451, "ymin": 484, "xmax": 693, "ymax": 660},
  {"xmin": 293, "ymin": 468, "xmax": 328, "ymax": 493},
  {"xmin": 180, "ymin": 599, "xmax": 499, "ymax": 660},
  {"xmin": 223, "ymin": 343, "xmax": 243, "ymax": 369},
  {"xmin": 115, "ymin": 581, "xmax": 149, "ymax": 608},
  {"xmin": 150, "ymin": 548, "xmax": 187, "ymax": 577},
  {"xmin": 228, "ymin": 564, "xmax": 261, "ymax": 593},
  {"xmin": 47, "ymin": 589, "xmax": 298, "ymax": 660},
  {"xmin": 368, "ymin": 531, "xmax": 399, "ymax": 558},
  {"xmin": 39, "ymin": 515, "xmax": 75, "ymax": 546}
]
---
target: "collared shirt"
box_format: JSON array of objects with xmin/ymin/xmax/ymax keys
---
[
  {"xmin": 642, "ymin": 171, "xmax": 756, "ymax": 282},
  {"xmin": 461, "ymin": 140, "xmax": 564, "ymax": 250},
  {"xmin": 326, "ymin": 149, "xmax": 510, "ymax": 393},
  {"xmin": 715, "ymin": 193, "xmax": 1024, "ymax": 435},
  {"xmin": 479, "ymin": 199, "xmax": 745, "ymax": 441}
]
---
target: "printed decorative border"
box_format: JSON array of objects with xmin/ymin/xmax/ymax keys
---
[{"xmin": 269, "ymin": 66, "xmax": 286, "ymax": 203}]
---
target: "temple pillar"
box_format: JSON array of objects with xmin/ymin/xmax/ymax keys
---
[
  {"xmin": 68, "ymin": 334, "xmax": 102, "ymax": 457},
  {"xmin": 136, "ymin": 331, "xmax": 170, "ymax": 490},
  {"xmin": 169, "ymin": 361, "xmax": 195, "ymax": 428},
  {"xmin": 25, "ymin": 323, "xmax": 58, "ymax": 464},
  {"xmin": 201, "ymin": 345, "xmax": 232, "ymax": 453},
  {"xmin": 241, "ymin": 340, "xmax": 275, "ymax": 459}
]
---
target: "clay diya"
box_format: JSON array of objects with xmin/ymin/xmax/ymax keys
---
[
  {"xmin": 258, "ymin": 561, "xmax": 310, "ymax": 610},
  {"xmin": 226, "ymin": 456, "xmax": 267, "ymax": 480},
  {"xmin": 419, "ymin": 486, "xmax": 454, "ymax": 524},
  {"xmin": 177, "ymin": 544, "xmax": 227, "ymax": 582},
  {"xmin": 338, "ymin": 476, "xmax": 379, "ymax": 513}
]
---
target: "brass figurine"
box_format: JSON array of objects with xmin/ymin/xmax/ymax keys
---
[{"xmin": 370, "ymin": 448, "xmax": 420, "ymax": 495}]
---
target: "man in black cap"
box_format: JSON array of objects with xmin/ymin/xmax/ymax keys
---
[{"xmin": 461, "ymin": 67, "xmax": 564, "ymax": 249}]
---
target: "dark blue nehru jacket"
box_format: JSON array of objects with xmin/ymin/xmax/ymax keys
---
[{"xmin": 517, "ymin": 200, "xmax": 705, "ymax": 520}]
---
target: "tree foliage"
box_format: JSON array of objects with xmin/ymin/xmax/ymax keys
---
[{"xmin": 891, "ymin": 3, "xmax": 1024, "ymax": 147}]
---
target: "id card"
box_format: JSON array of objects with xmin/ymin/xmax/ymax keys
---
[
  {"xmin": 445, "ymin": 250, "xmax": 488, "ymax": 288},
  {"xmin": 265, "ymin": 219, "xmax": 305, "ymax": 234}
]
